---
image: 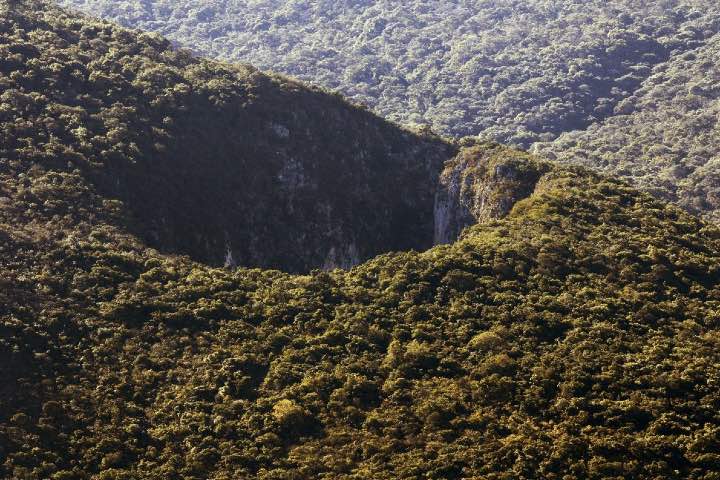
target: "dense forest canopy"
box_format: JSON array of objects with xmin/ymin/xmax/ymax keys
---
[
  {"xmin": 59, "ymin": 0, "xmax": 720, "ymax": 146},
  {"xmin": 534, "ymin": 33, "xmax": 720, "ymax": 223},
  {"xmin": 4, "ymin": 2, "xmax": 720, "ymax": 479},
  {"xmin": 57, "ymin": 0, "xmax": 720, "ymax": 224}
]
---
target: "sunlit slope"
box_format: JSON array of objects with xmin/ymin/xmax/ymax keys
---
[
  {"xmin": 535, "ymin": 32, "xmax": 720, "ymax": 223},
  {"xmin": 4, "ymin": 151, "xmax": 720, "ymax": 478}
]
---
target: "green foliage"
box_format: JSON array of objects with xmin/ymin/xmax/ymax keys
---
[
  {"xmin": 535, "ymin": 34, "xmax": 720, "ymax": 223},
  {"xmin": 59, "ymin": 0, "xmax": 720, "ymax": 148},
  {"xmin": 6, "ymin": 134, "xmax": 720, "ymax": 478},
  {"xmin": 5, "ymin": 2, "xmax": 720, "ymax": 479}
]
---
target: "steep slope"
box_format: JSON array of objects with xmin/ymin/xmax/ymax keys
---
[
  {"xmin": 534, "ymin": 32, "xmax": 720, "ymax": 223},
  {"xmin": 5, "ymin": 3, "xmax": 720, "ymax": 480},
  {"xmin": 58, "ymin": 0, "xmax": 720, "ymax": 147},
  {"xmin": 1, "ymin": 0, "xmax": 454, "ymax": 274},
  {"xmin": 434, "ymin": 142, "xmax": 551, "ymax": 244}
]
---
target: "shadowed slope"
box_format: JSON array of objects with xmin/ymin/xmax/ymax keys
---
[{"xmin": 1, "ymin": 0, "xmax": 454, "ymax": 273}]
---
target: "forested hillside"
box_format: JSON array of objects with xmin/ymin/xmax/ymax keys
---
[
  {"xmin": 57, "ymin": 0, "xmax": 720, "ymax": 223},
  {"xmin": 534, "ymin": 33, "xmax": 720, "ymax": 223},
  {"xmin": 0, "ymin": 0, "xmax": 455, "ymax": 273},
  {"xmin": 8, "ymin": 149, "xmax": 720, "ymax": 479},
  {"xmin": 6, "ymin": 2, "xmax": 720, "ymax": 479},
  {"xmin": 58, "ymin": 0, "xmax": 720, "ymax": 146}
]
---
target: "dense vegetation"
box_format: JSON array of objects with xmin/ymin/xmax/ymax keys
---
[
  {"xmin": 534, "ymin": 33, "xmax": 720, "ymax": 223},
  {"xmin": 59, "ymin": 0, "xmax": 720, "ymax": 147},
  {"xmin": 6, "ymin": 143, "xmax": 720, "ymax": 478},
  {"xmin": 1, "ymin": 0, "xmax": 454, "ymax": 273},
  {"xmin": 5, "ymin": 1, "xmax": 720, "ymax": 479},
  {"xmin": 58, "ymin": 0, "xmax": 720, "ymax": 223}
]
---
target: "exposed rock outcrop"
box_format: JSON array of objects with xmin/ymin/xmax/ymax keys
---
[{"xmin": 434, "ymin": 143, "xmax": 551, "ymax": 244}]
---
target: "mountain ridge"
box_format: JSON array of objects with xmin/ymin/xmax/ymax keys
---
[{"xmin": 56, "ymin": 0, "xmax": 720, "ymax": 225}]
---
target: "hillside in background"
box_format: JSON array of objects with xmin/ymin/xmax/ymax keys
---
[
  {"xmin": 57, "ymin": 0, "xmax": 720, "ymax": 224},
  {"xmin": 534, "ymin": 33, "xmax": 720, "ymax": 222},
  {"xmin": 59, "ymin": 0, "xmax": 720, "ymax": 147},
  {"xmin": 5, "ymin": 2, "xmax": 720, "ymax": 479}
]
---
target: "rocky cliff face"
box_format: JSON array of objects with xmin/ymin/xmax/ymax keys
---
[
  {"xmin": 2, "ymin": 2, "xmax": 552, "ymax": 277},
  {"xmin": 107, "ymin": 80, "xmax": 456, "ymax": 273},
  {"xmin": 434, "ymin": 143, "xmax": 551, "ymax": 244}
]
